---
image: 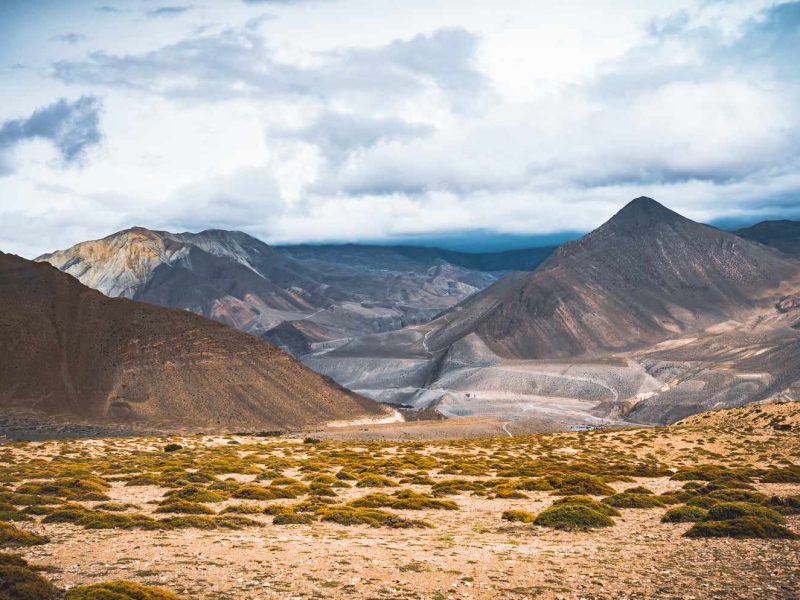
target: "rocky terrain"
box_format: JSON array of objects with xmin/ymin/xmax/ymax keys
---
[
  {"xmin": 0, "ymin": 252, "xmax": 388, "ymax": 431},
  {"xmin": 2, "ymin": 401, "xmax": 799, "ymax": 599},
  {"xmin": 307, "ymin": 199, "xmax": 800, "ymax": 425},
  {"xmin": 37, "ymin": 229, "xmax": 553, "ymax": 354}
]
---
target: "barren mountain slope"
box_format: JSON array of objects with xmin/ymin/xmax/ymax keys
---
[
  {"xmin": 0, "ymin": 253, "xmax": 387, "ymax": 430},
  {"xmin": 426, "ymin": 197, "xmax": 800, "ymax": 359}
]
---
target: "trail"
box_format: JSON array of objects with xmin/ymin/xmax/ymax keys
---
[{"xmin": 501, "ymin": 421, "xmax": 513, "ymax": 438}]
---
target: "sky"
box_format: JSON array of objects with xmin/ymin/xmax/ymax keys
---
[{"xmin": 1, "ymin": 0, "xmax": 799, "ymax": 257}]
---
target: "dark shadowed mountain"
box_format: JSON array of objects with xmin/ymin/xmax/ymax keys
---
[
  {"xmin": 735, "ymin": 220, "xmax": 800, "ymax": 257},
  {"xmin": 0, "ymin": 252, "xmax": 387, "ymax": 430},
  {"xmin": 36, "ymin": 228, "xmax": 554, "ymax": 353}
]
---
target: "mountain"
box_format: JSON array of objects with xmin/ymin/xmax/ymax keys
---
[
  {"xmin": 0, "ymin": 252, "xmax": 387, "ymax": 430},
  {"xmin": 37, "ymin": 229, "xmax": 554, "ymax": 354},
  {"xmin": 735, "ymin": 220, "xmax": 800, "ymax": 257},
  {"xmin": 306, "ymin": 197, "xmax": 800, "ymax": 425},
  {"xmin": 425, "ymin": 197, "xmax": 800, "ymax": 359}
]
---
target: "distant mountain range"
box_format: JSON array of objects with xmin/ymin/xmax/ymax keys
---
[
  {"xmin": 0, "ymin": 252, "xmax": 387, "ymax": 431},
  {"xmin": 36, "ymin": 229, "xmax": 554, "ymax": 355},
  {"xmin": 735, "ymin": 220, "xmax": 800, "ymax": 257}
]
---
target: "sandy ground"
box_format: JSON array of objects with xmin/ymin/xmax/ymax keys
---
[{"xmin": 6, "ymin": 402, "xmax": 800, "ymax": 599}]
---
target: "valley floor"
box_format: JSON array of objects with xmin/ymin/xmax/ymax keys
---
[{"xmin": 3, "ymin": 402, "xmax": 800, "ymax": 599}]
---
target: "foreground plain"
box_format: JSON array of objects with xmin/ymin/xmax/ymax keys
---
[{"xmin": 2, "ymin": 402, "xmax": 800, "ymax": 599}]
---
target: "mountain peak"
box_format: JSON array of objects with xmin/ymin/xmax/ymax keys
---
[{"xmin": 605, "ymin": 196, "xmax": 687, "ymax": 231}]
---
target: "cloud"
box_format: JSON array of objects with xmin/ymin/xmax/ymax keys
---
[
  {"xmin": 53, "ymin": 27, "xmax": 486, "ymax": 109},
  {"xmin": 51, "ymin": 33, "xmax": 87, "ymax": 44},
  {"xmin": 146, "ymin": 6, "xmax": 193, "ymax": 18},
  {"xmin": 272, "ymin": 111, "xmax": 434, "ymax": 162},
  {"xmin": 0, "ymin": 96, "xmax": 102, "ymax": 174}
]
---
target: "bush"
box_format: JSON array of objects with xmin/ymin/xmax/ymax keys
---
[
  {"xmin": 705, "ymin": 502, "xmax": 786, "ymax": 525},
  {"xmin": 502, "ymin": 510, "xmax": 536, "ymax": 524},
  {"xmin": 155, "ymin": 500, "xmax": 215, "ymax": 515},
  {"xmin": 603, "ymin": 493, "xmax": 665, "ymax": 509},
  {"xmin": 534, "ymin": 501, "xmax": 615, "ymax": 531},
  {"xmin": 65, "ymin": 580, "xmax": 182, "ymax": 599},
  {"xmin": 316, "ymin": 506, "xmax": 430, "ymax": 529},
  {"xmin": 0, "ymin": 557, "xmax": 60, "ymax": 600},
  {"xmin": 356, "ymin": 475, "xmax": 398, "ymax": 488},
  {"xmin": 551, "ymin": 496, "xmax": 620, "ymax": 517},
  {"xmin": 550, "ymin": 474, "xmax": 615, "ymax": 497},
  {"xmin": 661, "ymin": 505, "xmax": 708, "ymax": 523},
  {"xmin": 350, "ymin": 490, "xmax": 458, "ymax": 511},
  {"xmin": 163, "ymin": 486, "xmax": 228, "ymax": 503},
  {"xmin": 767, "ymin": 495, "xmax": 800, "ymax": 515},
  {"xmin": 163, "ymin": 444, "xmax": 183, "ymax": 453},
  {"xmin": 273, "ymin": 513, "xmax": 314, "ymax": 525},
  {"xmin": 761, "ymin": 466, "xmax": 800, "ymax": 483},
  {"xmin": 0, "ymin": 523, "xmax": 48, "ymax": 547},
  {"xmin": 685, "ymin": 517, "xmax": 798, "ymax": 539},
  {"xmin": 431, "ymin": 480, "xmax": 484, "ymax": 495}
]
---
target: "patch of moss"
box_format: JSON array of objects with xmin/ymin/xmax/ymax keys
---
[
  {"xmin": 155, "ymin": 500, "xmax": 215, "ymax": 515},
  {"xmin": 661, "ymin": 505, "xmax": 708, "ymax": 523},
  {"xmin": 273, "ymin": 513, "xmax": 315, "ymax": 525},
  {"xmin": 685, "ymin": 517, "xmax": 798, "ymax": 539},
  {"xmin": 761, "ymin": 465, "xmax": 800, "ymax": 483},
  {"xmin": 602, "ymin": 493, "xmax": 665, "ymax": 509},
  {"xmin": 0, "ymin": 555, "xmax": 59, "ymax": 600},
  {"xmin": 316, "ymin": 506, "xmax": 430, "ymax": 528},
  {"xmin": 501, "ymin": 510, "xmax": 536, "ymax": 524},
  {"xmin": 65, "ymin": 580, "xmax": 182, "ymax": 599},
  {"xmin": 549, "ymin": 474, "xmax": 615, "ymax": 497},
  {"xmin": 705, "ymin": 502, "xmax": 786, "ymax": 525},
  {"xmin": 0, "ymin": 523, "xmax": 48, "ymax": 547},
  {"xmin": 350, "ymin": 490, "xmax": 458, "ymax": 511},
  {"xmin": 355, "ymin": 475, "xmax": 398, "ymax": 488},
  {"xmin": 534, "ymin": 503, "xmax": 614, "ymax": 531}
]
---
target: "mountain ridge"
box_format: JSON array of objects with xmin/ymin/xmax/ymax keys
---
[{"xmin": 0, "ymin": 252, "xmax": 387, "ymax": 430}]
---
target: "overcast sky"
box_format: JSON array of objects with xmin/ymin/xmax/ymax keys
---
[{"xmin": 1, "ymin": 0, "xmax": 799, "ymax": 257}]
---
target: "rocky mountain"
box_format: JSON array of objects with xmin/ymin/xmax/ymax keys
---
[
  {"xmin": 735, "ymin": 220, "xmax": 800, "ymax": 257},
  {"xmin": 307, "ymin": 198, "xmax": 800, "ymax": 425},
  {"xmin": 37, "ymin": 229, "xmax": 554, "ymax": 354},
  {"xmin": 425, "ymin": 197, "xmax": 800, "ymax": 359},
  {"xmin": 0, "ymin": 252, "xmax": 387, "ymax": 430}
]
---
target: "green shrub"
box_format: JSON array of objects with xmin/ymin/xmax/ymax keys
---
[
  {"xmin": 163, "ymin": 444, "xmax": 183, "ymax": 453},
  {"xmin": 761, "ymin": 466, "xmax": 800, "ymax": 483},
  {"xmin": 316, "ymin": 506, "xmax": 430, "ymax": 528},
  {"xmin": 220, "ymin": 504, "xmax": 263, "ymax": 514},
  {"xmin": 685, "ymin": 517, "xmax": 798, "ymax": 539},
  {"xmin": 661, "ymin": 505, "xmax": 708, "ymax": 523},
  {"xmin": 0, "ymin": 556, "xmax": 59, "ymax": 600},
  {"xmin": 356, "ymin": 475, "xmax": 397, "ymax": 488},
  {"xmin": 273, "ymin": 513, "xmax": 314, "ymax": 525},
  {"xmin": 0, "ymin": 523, "xmax": 48, "ymax": 547},
  {"xmin": 603, "ymin": 493, "xmax": 665, "ymax": 509},
  {"xmin": 163, "ymin": 486, "xmax": 228, "ymax": 503},
  {"xmin": 501, "ymin": 510, "xmax": 536, "ymax": 524},
  {"xmin": 767, "ymin": 495, "xmax": 800, "ymax": 515},
  {"xmin": 431, "ymin": 479, "xmax": 484, "ymax": 496},
  {"xmin": 65, "ymin": 580, "xmax": 182, "ymax": 599},
  {"xmin": 550, "ymin": 474, "xmax": 615, "ymax": 496},
  {"xmin": 155, "ymin": 500, "xmax": 215, "ymax": 515},
  {"xmin": 534, "ymin": 503, "xmax": 614, "ymax": 531},
  {"xmin": 705, "ymin": 502, "xmax": 785, "ymax": 525},
  {"xmin": 551, "ymin": 496, "xmax": 620, "ymax": 517},
  {"xmin": 350, "ymin": 490, "xmax": 457, "ymax": 511}
]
